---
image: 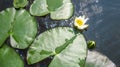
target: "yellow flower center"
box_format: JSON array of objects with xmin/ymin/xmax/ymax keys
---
[{"xmin": 75, "ymin": 19, "xmax": 83, "ymax": 26}]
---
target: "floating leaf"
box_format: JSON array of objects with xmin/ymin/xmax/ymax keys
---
[
  {"xmin": 50, "ymin": 3, "xmax": 73, "ymax": 20},
  {"xmin": 30, "ymin": 0, "xmax": 73, "ymax": 20},
  {"xmin": 85, "ymin": 50, "xmax": 116, "ymax": 67},
  {"xmin": 0, "ymin": 8, "xmax": 15, "ymax": 47},
  {"xmin": 46, "ymin": 0, "xmax": 63, "ymax": 11},
  {"xmin": 13, "ymin": 0, "xmax": 28, "ymax": 8},
  {"xmin": 0, "ymin": 8, "xmax": 37, "ymax": 49},
  {"xmin": 10, "ymin": 9, "xmax": 37, "ymax": 49},
  {"xmin": 27, "ymin": 27, "xmax": 87, "ymax": 67},
  {"xmin": 0, "ymin": 44, "xmax": 24, "ymax": 67},
  {"xmin": 30, "ymin": 0, "xmax": 49, "ymax": 16}
]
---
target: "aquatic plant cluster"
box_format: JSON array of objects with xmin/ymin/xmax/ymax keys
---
[{"xmin": 0, "ymin": 0, "xmax": 108, "ymax": 67}]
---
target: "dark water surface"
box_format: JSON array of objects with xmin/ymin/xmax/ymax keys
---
[{"xmin": 0, "ymin": 0, "xmax": 120, "ymax": 67}]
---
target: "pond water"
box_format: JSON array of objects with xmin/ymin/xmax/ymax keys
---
[{"xmin": 0, "ymin": 0, "xmax": 120, "ymax": 67}]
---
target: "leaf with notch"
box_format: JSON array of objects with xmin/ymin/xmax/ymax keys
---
[
  {"xmin": 30, "ymin": 0, "xmax": 73, "ymax": 20},
  {"xmin": 0, "ymin": 8, "xmax": 37, "ymax": 49},
  {"xmin": 27, "ymin": 27, "xmax": 87, "ymax": 67}
]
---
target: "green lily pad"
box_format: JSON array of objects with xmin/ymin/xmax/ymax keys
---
[
  {"xmin": 0, "ymin": 44, "xmax": 24, "ymax": 67},
  {"xmin": 85, "ymin": 50, "xmax": 116, "ymax": 67},
  {"xmin": 30, "ymin": 0, "xmax": 49, "ymax": 16},
  {"xmin": 0, "ymin": 8, "xmax": 15, "ymax": 47},
  {"xmin": 46, "ymin": 0, "xmax": 63, "ymax": 11},
  {"xmin": 30, "ymin": 0, "xmax": 73, "ymax": 20},
  {"xmin": 27, "ymin": 27, "xmax": 87, "ymax": 67},
  {"xmin": 50, "ymin": 3, "xmax": 73, "ymax": 20},
  {"xmin": 13, "ymin": 0, "xmax": 28, "ymax": 8},
  {"xmin": 0, "ymin": 8, "xmax": 37, "ymax": 49}
]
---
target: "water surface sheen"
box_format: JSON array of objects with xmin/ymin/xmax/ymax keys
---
[{"xmin": 0, "ymin": 0, "xmax": 120, "ymax": 67}]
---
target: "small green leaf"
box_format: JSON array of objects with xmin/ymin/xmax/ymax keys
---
[
  {"xmin": 13, "ymin": 0, "xmax": 28, "ymax": 8},
  {"xmin": 85, "ymin": 50, "xmax": 116, "ymax": 67},
  {"xmin": 0, "ymin": 44, "xmax": 24, "ymax": 67},
  {"xmin": 0, "ymin": 8, "xmax": 37, "ymax": 49},
  {"xmin": 30, "ymin": 0, "xmax": 49, "ymax": 16},
  {"xmin": 30, "ymin": 0, "xmax": 73, "ymax": 20},
  {"xmin": 27, "ymin": 27, "xmax": 87, "ymax": 67}
]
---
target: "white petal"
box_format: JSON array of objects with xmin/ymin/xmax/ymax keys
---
[
  {"xmin": 78, "ymin": 16, "xmax": 82, "ymax": 19},
  {"xmin": 84, "ymin": 18, "xmax": 89, "ymax": 23},
  {"xmin": 78, "ymin": 25, "xmax": 89, "ymax": 30},
  {"xmin": 82, "ymin": 15, "xmax": 85, "ymax": 19},
  {"xmin": 74, "ymin": 21, "xmax": 79, "ymax": 27}
]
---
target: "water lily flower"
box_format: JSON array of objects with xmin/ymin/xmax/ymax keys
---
[{"xmin": 74, "ymin": 15, "xmax": 89, "ymax": 30}]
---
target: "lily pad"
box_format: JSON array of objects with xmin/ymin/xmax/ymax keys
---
[
  {"xmin": 13, "ymin": 0, "xmax": 28, "ymax": 8},
  {"xmin": 0, "ymin": 44, "xmax": 24, "ymax": 67},
  {"xmin": 46, "ymin": 0, "xmax": 63, "ymax": 11},
  {"xmin": 85, "ymin": 50, "xmax": 116, "ymax": 67},
  {"xmin": 0, "ymin": 8, "xmax": 37, "ymax": 49},
  {"xmin": 30, "ymin": 0, "xmax": 49, "ymax": 16},
  {"xmin": 27, "ymin": 27, "xmax": 87, "ymax": 67},
  {"xmin": 0, "ymin": 8, "xmax": 15, "ymax": 47},
  {"xmin": 50, "ymin": 3, "xmax": 73, "ymax": 20},
  {"xmin": 30, "ymin": 0, "xmax": 73, "ymax": 20}
]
